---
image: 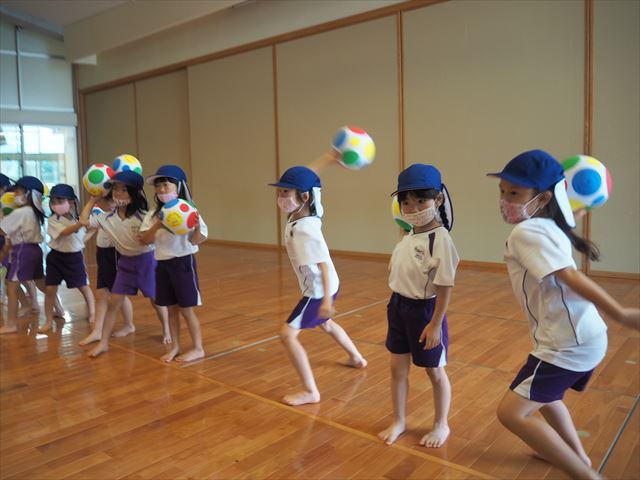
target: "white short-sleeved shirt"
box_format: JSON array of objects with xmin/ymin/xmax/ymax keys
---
[
  {"xmin": 284, "ymin": 216, "xmax": 339, "ymax": 299},
  {"xmin": 89, "ymin": 210, "xmax": 154, "ymax": 257},
  {"xmin": 388, "ymin": 226, "xmax": 459, "ymax": 299},
  {"xmin": 504, "ymin": 218, "xmax": 607, "ymax": 371},
  {"xmin": 48, "ymin": 215, "xmax": 85, "ymax": 253},
  {"xmin": 0, "ymin": 206, "xmax": 43, "ymax": 245},
  {"xmin": 140, "ymin": 210, "xmax": 209, "ymax": 260}
]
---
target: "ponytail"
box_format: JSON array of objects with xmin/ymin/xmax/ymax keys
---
[{"xmin": 545, "ymin": 196, "xmax": 600, "ymax": 261}]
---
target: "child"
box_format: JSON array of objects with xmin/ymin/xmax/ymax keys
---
[
  {"xmin": 0, "ymin": 176, "xmax": 47, "ymax": 334},
  {"xmin": 378, "ymin": 164, "xmax": 459, "ymax": 448},
  {"xmin": 139, "ymin": 165, "xmax": 208, "ymax": 363},
  {"xmin": 488, "ymin": 149, "xmax": 640, "ymax": 480},
  {"xmin": 79, "ymin": 170, "xmax": 169, "ymax": 357},
  {"xmin": 39, "ymin": 184, "xmax": 95, "ymax": 333},
  {"xmin": 269, "ymin": 151, "xmax": 367, "ymax": 406},
  {"xmin": 78, "ymin": 197, "xmax": 134, "ymax": 346}
]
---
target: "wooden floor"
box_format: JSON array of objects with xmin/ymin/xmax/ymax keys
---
[{"xmin": 1, "ymin": 244, "xmax": 639, "ymax": 479}]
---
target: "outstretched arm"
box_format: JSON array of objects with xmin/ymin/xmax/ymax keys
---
[
  {"xmin": 306, "ymin": 149, "xmax": 341, "ymax": 175},
  {"xmin": 555, "ymin": 267, "xmax": 640, "ymax": 330}
]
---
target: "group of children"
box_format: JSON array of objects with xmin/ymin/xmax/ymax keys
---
[{"xmin": 1, "ymin": 148, "xmax": 639, "ymax": 479}]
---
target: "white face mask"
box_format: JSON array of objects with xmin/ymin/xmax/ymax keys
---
[
  {"xmin": 51, "ymin": 201, "xmax": 70, "ymax": 216},
  {"xmin": 277, "ymin": 196, "xmax": 301, "ymax": 214},
  {"xmin": 113, "ymin": 198, "xmax": 131, "ymax": 208},
  {"xmin": 499, "ymin": 193, "xmax": 542, "ymax": 224},
  {"xmin": 402, "ymin": 205, "xmax": 437, "ymax": 227},
  {"xmin": 158, "ymin": 192, "xmax": 178, "ymax": 203}
]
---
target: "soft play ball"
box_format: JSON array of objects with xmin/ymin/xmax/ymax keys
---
[
  {"xmin": 159, "ymin": 198, "xmax": 199, "ymax": 235},
  {"xmin": 562, "ymin": 155, "xmax": 612, "ymax": 211},
  {"xmin": 113, "ymin": 154, "xmax": 142, "ymax": 175},
  {"xmin": 391, "ymin": 195, "xmax": 412, "ymax": 232},
  {"xmin": 332, "ymin": 125, "xmax": 375, "ymax": 170},
  {"xmin": 1, "ymin": 191, "xmax": 17, "ymax": 216},
  {"xmin": 83, "ymin": 164, "xmax": 115, "ymax": 197}
]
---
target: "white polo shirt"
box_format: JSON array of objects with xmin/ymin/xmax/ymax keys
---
[
  {"xmin": 0, "ymin": 206, "xmax": 43, "ymax": 245},
  {"xmin": 284, "ymin": 216, "xmax": 339, "ymax": 299},
  {"xmin": 388, "ymin": 226, "xmax": 459, "ymax": 299},
  {"xmin": 140, "ymin": 210, "xmax": 209, "ymax": 261},
  {"xmin": 48, "ymin": 215, "xmax": 85, "ymax": 253},
  {"xmin": 89, "ymin": 210, "xmax": 154, "ymax": 257},
  {"xmin": 504, "ymin": 218, "xmax": 607, "ymax": 371}
]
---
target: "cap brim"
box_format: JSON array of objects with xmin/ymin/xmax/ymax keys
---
[
  {"xmin": 269, "ymin": 182, "xmax": 300, "ymax": 189},
  {"xmin": 486, "ymin": 172, "xmax": 538, "ymax": 189},
  {"xmin": 145, "ymin": 174, "xmax": 182, "ymax": 185}
]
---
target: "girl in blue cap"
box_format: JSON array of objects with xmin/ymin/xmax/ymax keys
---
[
  {"xmin": 80, "ymin": 170, "xmax": 169, "ymax": 357},
  {"xmin": 378, "ymin": 164, "xmax": 458, "ymax": 448},
  {"xmin": 269, "ymin": 151, "xmax": 367, "ymax": 406},
  {"xmin": 39, "ymin": 184, "xmax": 95, "ymax": 333},
  {"xmin": 139, "ymin": 165, "xmax": 208, "ymax": 363},
  {"xmin": 489, "ymin": 149, "xmax": 639, "ymax": 479}
]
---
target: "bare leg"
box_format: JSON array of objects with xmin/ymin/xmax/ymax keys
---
[
  {"xmin": 0, "ymin": 281, "xmax": 19, "ymax": 334},
  {"xmin": 319, "ymin": 319, "xmax": 367, "ymax": 368},
  {"xmin": 540, "ymin": 400, "xmax": 592, "ymax": 467},
  {"xmin": 26, "ymin": 281, "xmax": 40, "ymax": 313},
  {"xmin": 497, "ymin": 390, "xmax": 600, "ymax": 479},
  {"xmin": 80, "ymin": 288, "xmax": 108, "ymax": 345},
  {"xmin": 88, "ymin": 294, "xmax": 124, "ymax": 357},
  {"xmin": 112, "ymin": 295, "xmax": 136, "ymax": 337},
  {"xmin": 160, "ymin": 306, "xmax": 180, "ymax": 363},
  {"xmin": 39, "ymin": 285, "xmax": 58, "ymax": 333},
  {"xmin": 78, "ymin": 285, "xmax": 96, "ymax": 324},
  {"xmin": 280, "ymin": 323, "xmax": 320, "ymax": 405},
  {"xmin": 16, "ymin": 283, "xmax": 32, "ymax": 316},
  {"xmin": 175, "ymin": 307, "xmax": 205, "ymax": 363},
  {"xmin": 152, "ymin": 302, "xmax": 171, "ymax": 344},
  {"xmin": 378, "ymin": 353, "xmax": 410, "ymax": 445},
  {"xmin": 420, "ymin": 367, "xmax": 451, "ymax": 448}
]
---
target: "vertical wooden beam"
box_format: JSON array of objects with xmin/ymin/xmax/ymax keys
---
[
  {"xmin": 582, "ymin": 0, "xmax": 594, "ymax": 274},
  {"xmin": 272, "ymin": 44, "xmax": 282, "ymax": 249}
]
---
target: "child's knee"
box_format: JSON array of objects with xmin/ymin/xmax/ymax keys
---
[
  {"xmin": 426, "ymin": 367, "xmax": 447, "ymax": 383},
  {"xmin": 319, "ymin": 320, "xmax": 334, "ymax": 333}
]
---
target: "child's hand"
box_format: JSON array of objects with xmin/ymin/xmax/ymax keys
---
[
  {"xmin": 419, "ymin": 323, "xmax": 442, "ymax": 350},
  {"xmin": 617, "ymin": 307, "xmax": 640, "ymax": 331},
  {"xmin": 79, "ymin": 217, "xmax": 90, "ymax": 227},
  {"xmin": 319, "ymin": 299, "xmax": 336, "ymax": 319}
]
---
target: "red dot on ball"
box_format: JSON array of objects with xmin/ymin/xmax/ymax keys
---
[
  {"xmin": 180, "ymin": 203, "xmax": 189, "ymax": 212},
  {"xmin": 106, "ymin": 167, "xmax": 115, "ymax": 177},
  {"xmin": 187, "ymin": 212, "xmax": 198, "ymax": 228}
]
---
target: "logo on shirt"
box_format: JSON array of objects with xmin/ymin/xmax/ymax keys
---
[{"xmin": 413, "ymin": 245, "xmax": 424, "ymax": 262}]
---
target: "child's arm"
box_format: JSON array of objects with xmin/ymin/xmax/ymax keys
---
[
  {"xmin": 189, "ymin": 215, "xmax": 207, "ymax": 245},
  {"xmin": 57, "ymin": 221, "xmax": 84, "ymax": 237},
  {"xmin": 138, "ymin": 218, "xmax": 163, "ymax": 245},
  {"xmin": 0, "ymin": 238, "xmax": 11, "ymax": 261},
  {"xmin": 306, "ymin": 149, "xmax": 341, "ymax": 175},
  {"xmin": 317, "ymin": 261, "xmax": 336, "ymax": 319},
  {"xmin": 79, "ymin": 196, "xmax": 99, "ymax": 226},
  {"xmin": 83, "ymin": 227, "xmax": 97, "ymax": 244},
  {"xmin": 555, "ymin": 267, "xmax": 640, "ymax": 330},
  {"xmin": 419, "ymin": 285, "xmax": 452, "ymax": 350}
]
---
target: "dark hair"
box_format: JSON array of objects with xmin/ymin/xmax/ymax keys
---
[
  {"xmin": 152, "ymin": 177, "xmax": 188, "ymax": 216},
  {"xmin": 541, "ymin": 194, "xmax": 600, "ymax": 261},
  {"xmin": 107, "ymin": 184, "xmax": 148, "ymax": 218},
  {"xmin": 295, "ymin": 189, "xmax": 320, "ymax": 217},
  {"xmin": 398, "ymin": 189, "xmax": 450, "ymax": 230}
]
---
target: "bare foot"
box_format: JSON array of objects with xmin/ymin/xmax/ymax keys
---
[
  {"xmin": 378, "ymin": 420, "xmax": 406, "ymax": 445},
  {"xmin": 282, "ymin": 390, "xmax": 321, "ymax": 406},
  {"xmin": 79, "ymin": 331, "xmax": 102, "ymax": 346},
  {"xmin": 419, "ymin": 424, "xmax": 450, "ymax": 448},
  {"xmin": 0, "ymin": 325, "xmax": 18, "ymax": 334},
  {"xmin": 341, "ymin": 355, "xmax": 368, "ymax": 368},
  {"xmin": 160, "ymin": 348, "xmax": 180, "ymax": 363},
  {"xmin": 112, "ymin": 325, "xmax": 135, "ymax": 337},
  {"xmin": 175, "ymin": 348, "xmax": 205, "ymax": 363},
  {"xmin": 37, "ymin": 322, "xmax": 52, "ymax": 333},
  {"xmin": 87, "ymin": 342, "xmax": 109, "ymax": 357}
]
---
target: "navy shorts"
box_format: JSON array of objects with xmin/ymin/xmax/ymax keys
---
[
  {"xmin": 45, "ymin": 249, "xmax": 89, "ymax": 288},
  {"xmin": 510, "ymin": 354, "xmax": 594, "ymax": 403},
  {"xmin": 155, "ymin": 254, "xmax": 201, "ymax": 308},
  {"xmin": 111, "ymin": 251, "xmax": 156, "ymax": 298},
  {"xmin": 96, "ymin": 246, "xmax": 119, "ymax": 290},
  {"xmin": 287, "ymin": 291, "xmax": 339, "ymax": 329},
  {"xmin": 385, "ymin": 292, "xmax": 448, "ymax": 368},
  {"xmin": 7, "ymin": 243, "xmax": 44, "ymax": 282}
]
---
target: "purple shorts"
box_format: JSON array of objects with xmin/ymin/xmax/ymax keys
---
[
  {"xmin": 96, "ymin": 246, "xmax": 119, "ymax": 290},
  {"xmin": 385, "ymin": 292, "xmax": 448, "ymax": 368},
  {"xmin": 111, "ymin": 250, "xmax": 156, "ymax": 298},
  {"xmin": 45, "ymin": 249, "xmax": 88, "ymax": 288},
  {"xmin": 510, "ymin": 354, "xmax": 594, "ymax": 403},
  {"xmin": 287, "ymin": 291, "xmax": 339, "ymax": 329},
  {"xmin": 7, "ymin": 243, "xmax": 44, "ymax": 282},
  {"xmin": 155, "ymin": 254, "xmax": 201, "ymax": 308}
]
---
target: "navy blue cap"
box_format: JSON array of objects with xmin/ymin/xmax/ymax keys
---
[
  {"xmin": 145, "ymin": 165, "xmax": 187, "ymax": 185},
  {"xmin": 111, "ymin": 170, "xmax": 144, "ymax": 190},
  {"xmin": 15, "ymin": 176, "xmax": 44, "ymax": 194},
  {"xmin": 49, "ymin": 184, "xmax": 77, "ymax": 199},
  {"xmin": 0, "ymin": 174, "xmax": 14, "ymax": 188},
  {"xmin": 391, "ymin": 164, "xmax": 442, "ymax": 196},
  {"xmin": 487, "ymin": 149, "xmax": 564, "ymax": 191},
  {"xmin": 269, "ymin": 166, "xmax": 321, "ymax": 191}
]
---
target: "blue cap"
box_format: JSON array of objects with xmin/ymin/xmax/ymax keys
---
[
  {"xmin": 15, "ymin": 176, "xmax": 44, "ymax": 194},
  {"xmin": 111, "ymin": 170, "xmax": 144, "ymax": 190},
  {"xmin": 391, "ymin": 164, "xmax": 442, "ymax": 196},
  {"xmin": 269, "ymin": 166, "xmax": 321, "ymax": 191},
  {"xmin": 145, "ymin": 165, "xmax": 187, "ymax": 185},
  {"xmin": 49, "ymin": 184, "xmax": 77, "ymax": 200},
  {"xmin": 487, "ymin": 149, "xmax": 564, "ymax": 191},
  {"xmin": 0, "ymin": 174, "xmax": 14, "ymax": 188}
]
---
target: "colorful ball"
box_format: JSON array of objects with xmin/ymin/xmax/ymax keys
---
[
  {"xmin": 562, "ymin": 155, "xmax": 612, "ymax": 211},
  {"xmin": 391, "ymin": 195, "xmax": 412, "ymax": 232},
  {"xmin": 83, "ymin": 164, "xmax": 115, "ymax": 197},
  {"xmin": 332, "ymin": 125, "xmax": 375, "ymax": 170},
  {"xmin": 159, "ymin": 198, "xmax": 199, "ymax": 235},
  {"xmin": 113, "ymin": 154, "xmax": 142, "ymax": 175},
  {"xmin": 1, "ymin": 191, "xmax": 17, "ymax": 217}
]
